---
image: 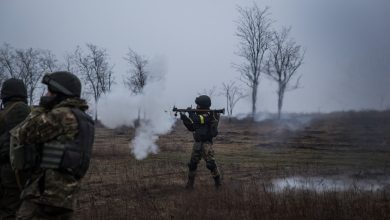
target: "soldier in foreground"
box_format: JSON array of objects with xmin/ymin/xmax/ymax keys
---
[
  {"xmin": 179, "ymin": 95, "xmax": 222, "ymax": 189},
  {"xmin": 10, "ymin": 71, "xmax": 95, "ymax": 219},
  {"xmin": 0, "ymin": 79, "xmax": 30, "ymax": 219}
]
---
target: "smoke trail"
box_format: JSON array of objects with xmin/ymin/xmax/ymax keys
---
[{"xmin": 98, "ymin": 57, "xmax": 175, "ymax": 160}]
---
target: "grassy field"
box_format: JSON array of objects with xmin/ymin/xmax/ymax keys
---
[{"xmin": 74, "ymin": 111, "xmax": 390, "ymax": 219}]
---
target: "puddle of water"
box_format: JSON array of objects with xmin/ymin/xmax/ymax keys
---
[{"xmin": 270, "ymin": 176, "xmax": 389, "ymax": 192}]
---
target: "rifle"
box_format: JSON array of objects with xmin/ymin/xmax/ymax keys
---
[{"xmin": 172, "ymin": 106, "xmax": 225, "ymax": 117}]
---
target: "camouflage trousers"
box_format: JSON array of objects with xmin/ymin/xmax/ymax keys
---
[
  {"xmin": 187, "ymin": 141, "xmax": 220, "ymax": 178},
  {"xmin": 0, "ymin": 164, "xmax": 23, "ymax": 220},
  {"xmin": 15, "ymin": 169, "xmax": 78, "ymax": 220}
]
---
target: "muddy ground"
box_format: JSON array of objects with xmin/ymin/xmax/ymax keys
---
[{"xmin": 74, "ymin": 110, "xmax": 390, "ymax": 219}]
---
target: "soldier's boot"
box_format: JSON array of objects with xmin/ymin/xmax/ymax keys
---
[
  {"xmin": 185, "ymin": 175, "xmax": 195, "ymax": 190},
  {"xmin": 213, "ymin": 176, "xmax": 222, "ymax": 189}
]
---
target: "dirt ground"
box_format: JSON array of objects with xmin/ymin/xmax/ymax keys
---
[{"xmin": 74, "ymin": 110, "xmax": 390, "ymax": 220}]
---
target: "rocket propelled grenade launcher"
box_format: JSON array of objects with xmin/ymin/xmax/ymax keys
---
[{"xmin": 172, "ymin": 106, "xmax": 225, "ymax": 117}]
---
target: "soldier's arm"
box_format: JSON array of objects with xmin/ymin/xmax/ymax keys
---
[
  {"xmin": 181, "ymin": 113, "xmax": 195, "ymax": 131},
  {"xmin": 214, "ymin": 113, "xmax": 220, "ymax": 121},
  {"xmin": 0, "ymin": 103, "xmax": 30, "ymax": 162},
  {"xmin": 12, "ymin": 107, "xmax": 78, "ymax": 144},
  {"xmin": 0, "ymin": 117, "xmax": 8, "ymax": 163}
]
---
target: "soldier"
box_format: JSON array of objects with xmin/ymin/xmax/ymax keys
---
[
  {"xmin": 180, "ymin": 95, "xmax": 222, "ymax": 189},
  {"xmin": 9, "ymin": 71, "xmax": 95, "ymax": 219},
  {"xmin": 0, "ymin": 79, "xmax": 30, "ymax": 219}
]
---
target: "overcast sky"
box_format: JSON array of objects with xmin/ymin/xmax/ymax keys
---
[{"xmin": 1, "ymin": 0, "xmax": 389, "ymax": 113}]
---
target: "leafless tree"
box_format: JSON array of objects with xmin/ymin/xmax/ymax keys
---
[
  {"xmin": 0, "ymin": 44, "xmax": 14, "ymax": 84},
  {"xmin": 15, "ymin": 48, "xmax": 46, "ymax": 105},
  {"xmin": 124, "ymin": 48, "xmax": 149, "ymax": 95},
  {"xmin": 39, "ymin": 50, "xmax": 58, "ymax": 73},
  {"xmin": 221, "ymin": 81, "xmax": 247, "ymax": 121},
  {"xmin": 123, "ymin": 48, "xmax": 151, "ymax": 125},
  {"xmin": 0, "ymin": 66, "xmax": 5, "ymax": 86},
  {"xmin": 62, "ymin": 54, "xmax": 76, "ymax": 73},
  {"xmin": 265, "ymin": 27, "xmax": 305, "ymax": 119},
  {"xmin": 235, "ymin": 4, "xmax": 272, "ymax": 118},
  {"xmin": 198, "ymin": 86, "xmax": 218, "ymax": 100},
  {"xmin": 0, "ymin": 44, "xmax": 57, "ymax": 105},
  {"xmin": 73, "ymin": 44, "xmax": 114, "ymax": 121},
  {"xmin": 0, "ymin": 43, "xmax": 18, "ymax": 80}
]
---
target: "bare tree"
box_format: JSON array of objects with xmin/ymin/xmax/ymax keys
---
[
  {"xmin": 39, "ymin": 50, "xmax": 58, "ymax": 73},
  {"xmin": 124, "ymin": 48, "xmax": 149, "ymax": 94},
  {"xmin": 73, "ymin": 44, "xmax": 114, "ymax": 121},
  {"xmin": 265, "ymin": 27, "xmax": 305, "ymax": 119},
  {"xmin": 0, "ymin": 65, "xmax": 5, "ymax": 86},
  {"xmin": 0, "ymin": 44, "xmax": 57, "ymax": 105},
  {"xmin": 123, "ymin": 48, "xmax": 151, "ymax": 125},
  {"xmin": 62, "ymin": 53, "xmax": 76, "ymax": 73},
  {"xmin": 0, "ymin": 44, "xmax": 13, "ymax": 86},
  {"xmin": 15, "ymin": 48, "xmax": 46, "ymax": 105},
  {"xmin": 221, "ymin": 81, "xmax": 247, "ymax": 121},
  {"xmin": 198, "ymin": 86, "xmax": 218, "ymax": 99},
  {"xmin": 235, "ymin": 4, "xmax": 272, "ymax": 118},
  {"xmin": 0, "ymin": 43, "xmax": 18, "ymax": 79}
]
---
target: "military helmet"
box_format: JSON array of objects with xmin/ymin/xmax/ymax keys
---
[
  {"xmin": 0, "ymin": 78, "xmax": 27, "ymax": 100},
  {"xmin": 195, "ymin": 95, "xmax": 211, "ymax": 108},
  {"xmin": 42, "ymin": 71, "xmax": 81, "ymax": 97}
]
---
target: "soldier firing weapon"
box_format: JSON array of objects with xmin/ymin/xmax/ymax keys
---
[
  {"xmin": 175, "ymin": 95, "xmax": 223, "ymax": 189},
  {"xmin": 172, "ymin": 106, "xmax": 225, "ymax": 117}
]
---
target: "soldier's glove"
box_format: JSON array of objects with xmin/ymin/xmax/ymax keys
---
[{"xmin": 180, "ymin": 113, "xmax": 187, "ymax": 120}]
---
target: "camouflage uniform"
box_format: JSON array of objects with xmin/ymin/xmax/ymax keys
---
[
  {"xmin": 181, "ymin": 103, "xmax": 222, "ymax": 188},
  {"xmin": 11, "ymin": 98, "xmax": 90, "ymax": 220},
  {"xmin": 188, "ymin": 139, "xmax": 220, "ymax": 179},
  {"xmin": 0, "ymin": 100, "xmax": 30, "ymax": 220},
  {"xmin": 0, "ymin": 78, "xmax": 30, "ymax": 220}
]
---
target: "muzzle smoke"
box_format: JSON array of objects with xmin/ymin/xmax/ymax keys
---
[{"xmin": 98, "ymin": 58, "xmax": 175, "ymax": 160}]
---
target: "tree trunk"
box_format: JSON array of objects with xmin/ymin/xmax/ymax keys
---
[
  {"xmin": 29, "ymin": 89, "xmax": 34, "ymax": 106},
  {"xmin": 134, "ymin": 107, "xmax": 141, "ymax": 128},
  {"xmin": 251, "ymin": 83, "xmax": 258, "ymax": 119},
  {"xmin": 277, "ymin": 86, "xmax": 285, "ymax": 120},
  {"xmin": 226, "ymin": 96, "xmax": 232, "ymax": 123},
  {"xmin": 94, "ymin": 98, "xmax": 98, "ymax": 122}
]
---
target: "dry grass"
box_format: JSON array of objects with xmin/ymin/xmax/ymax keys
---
[{"xmin": 73, "ymin": 111, "xmax": 390, "ymax": 220}]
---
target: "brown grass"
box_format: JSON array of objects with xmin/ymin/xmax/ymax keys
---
[{"xmin": 73, "ymin": 111, "xmax": 390, "ymax": 220}]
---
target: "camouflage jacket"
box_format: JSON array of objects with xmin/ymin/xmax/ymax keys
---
[
  {"xmin": 182, "ymin": 112, "xmax": 220, "ymax": 142},
  {"xmin": 0, "ymin": 100, "xmax": 30, "ymax": 165},
  {"xmin": 10, "ymin": 98, "xmax": 89, "ymax": 210}
]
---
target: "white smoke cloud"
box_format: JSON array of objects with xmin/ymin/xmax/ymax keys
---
[{"xmin": 98, "ymin": 56, "xmax": 176, "ymax": 160}]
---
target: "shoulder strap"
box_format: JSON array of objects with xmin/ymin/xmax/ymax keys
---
[{"xmin": 0, "ymin": 102, "xmax": 20, "ymax": 116}]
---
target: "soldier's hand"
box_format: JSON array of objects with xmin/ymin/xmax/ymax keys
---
[{"xmin": 180, "ymin": 113, "xmax": 186, "ymax": 120}]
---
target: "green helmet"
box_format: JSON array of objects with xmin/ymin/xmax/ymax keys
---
[
  {"xmin": 195, "ymin": 95, "xmax": 211, "ymax": 108},
  {"xmin": 1, "ymin": 78, "xmax": 27, "ymax": 100},
  {"xmin": 42, "ymin": 71, "xmax": 81, "ymax": 97}
]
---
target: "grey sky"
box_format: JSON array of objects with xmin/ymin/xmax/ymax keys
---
[{"xmin": 1, "ymin": 0, "xmax": 389, "ymax": 113}]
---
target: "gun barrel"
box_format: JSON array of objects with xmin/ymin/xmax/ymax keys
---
[{"xmin": 172, "ymin": 107, "xmax": 225, "ymax": 114}]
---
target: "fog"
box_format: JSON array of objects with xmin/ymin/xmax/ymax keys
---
[{"xmin": 1, "ymin": 0, "xmax": 389, "ymax": 114}]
